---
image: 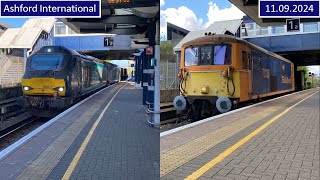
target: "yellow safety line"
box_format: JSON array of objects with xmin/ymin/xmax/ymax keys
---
[
  {"xmin": 62, "ymin": 83, "xmax": 126, "ymax": 180},
  {"xmin": 185, "ymin": 91, "xmax": 319, "ymax": 180}
]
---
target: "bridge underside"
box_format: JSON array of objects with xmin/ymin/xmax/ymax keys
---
[
  {"xmin": 280, "ymin": 50, "xmax": 320, "ymax": 66},
  {"xmin": 61, "ymin": 0, "xmax": 159, "ymax": 36},
  {"xmin": 245, "ymin": 32, "xmax": 320, "ymax": 66}
]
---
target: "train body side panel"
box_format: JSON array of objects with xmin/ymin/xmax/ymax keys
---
[{"xmin": 251, "ymin": 49, "xmax": 294, "ymax": 97}]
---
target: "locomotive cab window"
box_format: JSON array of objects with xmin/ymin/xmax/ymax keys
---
[
  {"xmin": 185, "ymin": 47, "xmax": 199, "ymax": 66},
  {"xmin": 30, "ymin": 54, "xmax": 63, "ymax": 71},
  {"xmin": 184, "ymin": 44, "xmax": 231, "ymax": 66}
]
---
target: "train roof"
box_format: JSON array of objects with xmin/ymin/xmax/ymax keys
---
[
  {"xmin": 30, "ymin": 46, "xmax": 117, "ymax": 66},
  {"xmin": 181, "ymin": 34, "xmax": 293, "ymax": 64}
]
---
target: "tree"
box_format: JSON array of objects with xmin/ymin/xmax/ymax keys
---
[
  {"xmin": 160, "ymin": 41, "xmax": 176, "ymax": 62},
  {"xmin": 297, "ymin": 66, "xmax": 309, "ymax": 79}
]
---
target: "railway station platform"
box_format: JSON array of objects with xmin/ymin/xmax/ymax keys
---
[
  {"xmin": 161, "ymin": 88, "xmax": 319, "ymax": 180},
  {"xmin": 0, "ymin": 82, "xmax": 159, "ymax": 180}
]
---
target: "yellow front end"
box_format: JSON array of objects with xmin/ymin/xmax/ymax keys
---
[
  {"xmin": 184, "ymin": 71, "xmax": 240, "ymax": 98},
  {"xmin": 22, "ymin": 78, "xmax": 66, "ymax": 96}
]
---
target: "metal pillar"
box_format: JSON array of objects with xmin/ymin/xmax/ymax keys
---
[
  {"xmin": 142, "ymin": 51, "xmax": 148, "ymax": 105},
  {"xmin": 135, "ymin": 56, "xmax": 140, "ymax": 84},
  {"xmin": 153, "ymin": 20, "xmax": 160, "ymax": 126},
  {"xmin": 146, "ymin": 22, "xmax": 156, "ymax": 107},
  {"xmin": 138, "ymin": 56, "xmax": 142, "ymax": 84}
]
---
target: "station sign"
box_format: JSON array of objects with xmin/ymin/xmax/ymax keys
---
[
  {"xmin": 0, "ymin": 0, "xmax": 101, "ymax": 18},
  {"xmin": 259, "ymin": 0, "xmax": 320, "ymax": 18},
  {"xmin": 286, "ymin": 18, "xmax": 300, "ymax": 32},
  {"xmin": 104, "ymin": 36, "xmax": 114, "ymax": 47},
  {"xmin": 146, "ymin": 46, "xmax": 153, "ymax": 55}
]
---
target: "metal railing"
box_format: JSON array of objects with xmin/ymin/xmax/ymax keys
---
[
  {"xmin": 0, "ymin": 56, "xmax": 13, "ymax": 86},
  {"xmin": 0, "ymin": 55, "xmax": 23, "ymax": 87},
  {"xmin": 160, "ymin": 60, "xmax": 179, "ymax": 90},
  {"xmin": 241, "ymin": 21, "xmax": 320, "ymax": 38}
]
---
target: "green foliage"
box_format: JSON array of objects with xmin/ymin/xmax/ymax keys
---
[
  {"xmin": 160, "ymin": 41, "xmax": 176, "ymax": 62},
  {"xmin": 297, "ymin": 66, "xmax": 309, "ymax": 79},
  {"xmin": 160, "ymin": 41, "xmax": 174, "ymax": 52}
]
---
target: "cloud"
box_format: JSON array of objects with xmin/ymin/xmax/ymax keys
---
[
  {"xmin": 204, "ymin": 2, "xmax": 245, "ymax": 28},
  {"xmin": 308, "ymin": 66, "xmax": 320, "ymax": 76},
  {"xmin": 160, "ymin": 0, "xmax": 165, "ymax": 7},
  {"xmin": 160, "ymin": 6, "xmax": 203, "ymax": 38},
  {"xmin": 160, "ymin": 1, "xmax": 245, "ymax": 40}
]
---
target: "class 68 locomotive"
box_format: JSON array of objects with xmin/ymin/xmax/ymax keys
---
[
  {"xmin": 173, "ymin": 34, "xmax": 295, "ymax": 121},
  {"xmin": 18, "ymin": 46, "xmax": 121, "ymax": 117}
]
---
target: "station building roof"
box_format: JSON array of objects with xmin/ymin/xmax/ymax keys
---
[
  {"xmin": 206, "ymin": 19, "xmax": 243, "ymax": 35},
  {"xmin": 0, "ymin": 21, "xmax": 12, "ymax": 36},
  {"xmin": 0, "ymin": 18, "xmax": 55, "ymax": 49},
  {"xmin": 173, "ymin": 19, "xmax": 242, "ymax": 52}
]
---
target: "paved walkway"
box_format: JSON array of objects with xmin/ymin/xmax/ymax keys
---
[
  {"xmin": 161, "ymin": 89, "xmax": 319, "ymax": 180},
  {"xmin": 0, "ymin": 82, "xmax": 159, "ymax": 180}
]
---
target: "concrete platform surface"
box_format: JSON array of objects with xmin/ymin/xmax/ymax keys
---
[
  {"xmin": 160, "ymin": 89, "xmax": 319, "ymax": 180},
  {"xmin": 0, "ymin": 82, "xmax": 159, "ymax": 180}
]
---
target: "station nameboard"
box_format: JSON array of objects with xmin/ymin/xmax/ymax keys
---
[
  {"xmin": 259, "ymin": 0, "xmax": 320, "ymax": 18},
  {"xmin": 0, "ymin": 0, "xmax": 101, "ymax": 18}
]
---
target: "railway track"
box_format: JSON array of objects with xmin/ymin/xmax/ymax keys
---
[
  {"xmin": 0, "ymin": 116, "xmax": 40, "ymax": 139},
  {"xmin": 0, "ymin": 114, "xmax": 44, "ymax": 151}
]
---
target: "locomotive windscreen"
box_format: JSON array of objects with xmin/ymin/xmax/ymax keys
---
[
  {"xmin": 30, "ymin": 54, "xmax": 63, "ymax": 71},
  {"xmin": 185, "ymin": 44, "xmax": 231, "ymax": 66}
]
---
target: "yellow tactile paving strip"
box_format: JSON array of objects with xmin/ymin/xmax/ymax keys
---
[
  {"xmin": 16, "ymin": 85, "xmax": 121, "ymax": 180},
  {"xmin": 160, "ymin": 107, "xmax": 277, "ymax": 177}
]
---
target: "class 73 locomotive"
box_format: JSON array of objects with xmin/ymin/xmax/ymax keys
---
[
  {"xmin": 18, "ymin": 46, "xmax": 120, "ymax": 117},
  {"xmin": 173, "ymin": 35, "xmax": 294, "ymax": 120}
]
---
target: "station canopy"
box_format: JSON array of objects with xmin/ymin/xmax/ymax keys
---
[{"xmin": 61, "ymin": 0, "xmax": 159, "ymax": 35}]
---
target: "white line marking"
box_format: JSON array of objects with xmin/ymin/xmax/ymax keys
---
[
  {"xmin": 0, "ymin": 84, "xmax": 117, "ymax": 160},
  {"xmin": 160, "ymin": 88, "xmax": 317, "ymax": 138}
]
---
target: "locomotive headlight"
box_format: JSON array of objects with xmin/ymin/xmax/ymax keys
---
[
  {"xmin": 54, "ymin": 87, "xmax": 64, "ymax": 92},
  {"xmin": 23, "ymin": 86, "xmax": 31, "ymax": 91},
  {"xmin": 58, "ymin": 87, "xmax": 64, "ymax": 92}
]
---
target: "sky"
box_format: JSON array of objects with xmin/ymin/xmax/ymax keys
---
[
  {"xmin": 160, "ymin": 0, "xmax": 245, "ymax": 38},
  {"xmin": 0, "ymin": 18, "xmax": 29, "ymax": 27}
]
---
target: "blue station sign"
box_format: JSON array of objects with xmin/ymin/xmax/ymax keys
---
[
  {"xmin": 0, "ymin": 0, "xmax": 101, "ymax": 17},
  {"xmin": 259, "ymin": 0, "xmax": 320, "ymax": 18}
]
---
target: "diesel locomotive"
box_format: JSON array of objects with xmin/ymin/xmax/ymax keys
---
[
  {"xmin": 173, "ymin": 35, "xmax": 294, "ymax": 120},
  {"xmin": 18, "ymin": 46, "xmax": 121, "ymax": 117}
]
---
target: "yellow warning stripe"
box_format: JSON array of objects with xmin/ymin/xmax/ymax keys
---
[
  {"xmin": 185, "ymin": 91, "xmax": 318, "ymax": 180},
  {"xmin": 62, "ymin": 83, "xmax": 126, "ymax": 180}
]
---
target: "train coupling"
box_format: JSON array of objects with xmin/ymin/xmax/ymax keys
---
[{"xmin": 16, "ymin": 97, "xmax": 30, "ymax": 108}]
